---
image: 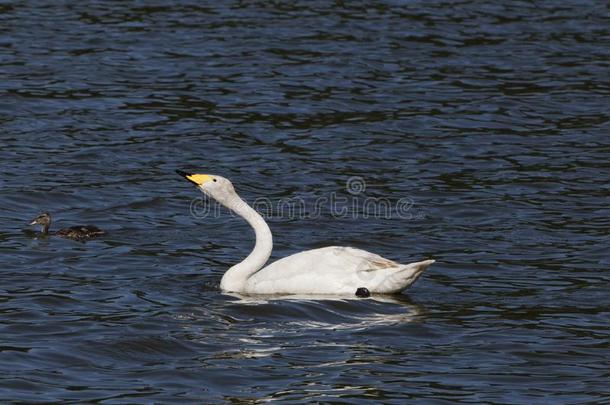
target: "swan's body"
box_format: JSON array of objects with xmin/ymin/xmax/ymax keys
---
[
  {"xmin": 177, "ymin": 171, "xmax": 434, "ymax": 296},
  {"xmin": 244, "ymin": 246, "xmax": 433, "ymax": 295}
]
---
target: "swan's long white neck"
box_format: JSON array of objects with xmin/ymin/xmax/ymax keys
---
[{"xmin": 219, "ymin": 194, "xmax": 273, "ymax": 292}]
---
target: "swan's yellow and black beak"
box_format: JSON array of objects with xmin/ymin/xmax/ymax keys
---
[{"xmin": 176, "ymin": 170, "xmax": 213, "ymax": 186}]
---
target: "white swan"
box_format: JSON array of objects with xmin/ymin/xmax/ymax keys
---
[{"xmin": 176, "ymin": 170, "xmax": 435, "ymax": 296}]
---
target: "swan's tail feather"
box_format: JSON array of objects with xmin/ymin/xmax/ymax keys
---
[
  {"xmin": 406, "ymin": 259, "xmax": 435, "ymax": 277},
  {"xmin": 419, "ymin": 259, "xmax": 435, "ymax": 271},
  {"xmin": 392, "ymin": 259, "xmax": 435, "ymax": 292}
]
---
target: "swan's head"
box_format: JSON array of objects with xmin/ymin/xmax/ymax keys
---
[{"xmin": 176, "ymin": 170, "xmax": 237, "ymax": 206}]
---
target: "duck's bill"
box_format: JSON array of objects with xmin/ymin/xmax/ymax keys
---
[{"xmin": 28, "ymin": 219, "xmax": 37, "ymax": 225}]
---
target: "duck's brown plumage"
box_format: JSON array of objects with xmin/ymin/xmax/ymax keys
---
[{"xmin": 55, "ymin": 225, "xmax": 106, "ymax": 240}]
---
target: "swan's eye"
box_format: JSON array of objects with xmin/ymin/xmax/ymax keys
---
[{"xmin": 213, "ymin": 178, "xmax": 217, "ymax": 182}]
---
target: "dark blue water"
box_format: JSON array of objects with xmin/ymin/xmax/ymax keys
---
[{"xmin": 1, "ymin": 1, "xmax": 609, "ymax": 403}]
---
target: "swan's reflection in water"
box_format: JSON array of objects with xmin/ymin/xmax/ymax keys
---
[
  {"xmin": 226, "ymin": 292, "xmax": 422, "ymax": 305},
  {"xmin": 229, "ymin": 293, "xmax": 426, "ymax": 330},
  {"xmin": 226, "ymin": 292, "xmax": 426, "ymax": 329},
  {"xmin": 175, "ymin": 293, "xmax": 428, "ymax": 362}
]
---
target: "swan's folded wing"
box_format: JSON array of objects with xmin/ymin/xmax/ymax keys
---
[{"xmin": 244, "ymin": 246, "xmax": 405, "ymax": 294}]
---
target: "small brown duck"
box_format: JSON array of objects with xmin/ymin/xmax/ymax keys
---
[{"xmin": 29, "ymin": 212, "xmax": 106, "ymax": 241}]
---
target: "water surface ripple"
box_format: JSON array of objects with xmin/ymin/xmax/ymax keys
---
[{"xmin": 1, "ymin": 1, "xmax": 609, "ymax": 403}]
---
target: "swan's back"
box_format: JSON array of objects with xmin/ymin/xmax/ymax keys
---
[{"xmin": 244, "ymin": 246, "xmax": 434, "ymax": 295}]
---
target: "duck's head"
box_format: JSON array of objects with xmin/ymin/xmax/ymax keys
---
[
  {"xmin": 176, "ymin": 170, "xmax": 237, "ymax": 206},
  {"xmin": 29, "ymin": 212, "xmax": 52, "ymax": 233},
  {"xmin": 29, "ymin": 212, "xmax": 51, "ymax": 227}
]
